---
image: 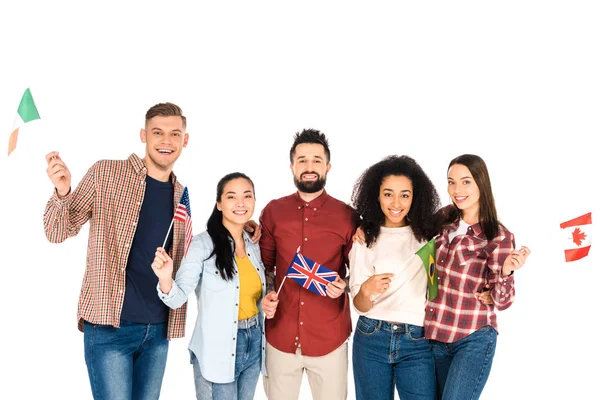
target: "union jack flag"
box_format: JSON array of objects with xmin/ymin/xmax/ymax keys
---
[
  {"xmin": 174, "ymin": 187, "xmax": 193, "ymax": 256},
  {"xmin": 285, "ymin": 252, "xmax": 338, "ymax": 296}
]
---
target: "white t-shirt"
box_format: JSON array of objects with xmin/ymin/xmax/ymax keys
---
[{"xmin": 349, "ymin": 226, "xmax": 427, "ymax": 326}]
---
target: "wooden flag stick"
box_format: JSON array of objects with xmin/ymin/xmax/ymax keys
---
[
  {"xmin": 161, "ymin": 218, "xmax": 174, "ymax": 249},
  {"xmin": 276, "ymin": 245, "xmax": 301, "ymax": 297}
]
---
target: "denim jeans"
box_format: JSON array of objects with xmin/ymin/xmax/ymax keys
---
[
  {"xmin": 352, "ymin": 316, "xmax": 436, "ymax": 400},
  {"xmin": 431, "ymin": 325, "xmax": 497, "ymax": 400},
  {"xmin": 83, "ymin": 320, "xmax": 169, "ymax": 400},
  {"xmin": 192, "ymin": 316, "xmax": 262, "ymax": 400}
]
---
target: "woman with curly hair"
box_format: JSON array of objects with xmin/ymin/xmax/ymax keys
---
[{"xmin": 349, "ymin": 155, "xmax": 440, "ymax": 400}]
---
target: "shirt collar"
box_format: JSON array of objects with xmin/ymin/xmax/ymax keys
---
[
  {"xmin": 293, "ymin": 189, "xmax": 330, "ymax": 210},
  {"xmin": 127, "ymin": 153, "xmax": 178, "ymax": 184},
  {"xmin": 444, "ymin": 216, "xmax": 484, "ymax": 238}
]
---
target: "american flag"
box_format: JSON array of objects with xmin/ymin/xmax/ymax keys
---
[
  {"xmin": 174, "ymin": 187, "xmax": 193, "ymax": 256},
  {"xmin": 285, "ymin": 252, "xmax": 337, "ymax": 296}
]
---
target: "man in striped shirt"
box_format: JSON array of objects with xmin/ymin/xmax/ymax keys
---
[{"xmin": 43, "ymin": 103, "xmax": 189, "ymax": 400}]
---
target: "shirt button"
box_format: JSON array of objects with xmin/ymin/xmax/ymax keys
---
[
  {"xmin": 294, "ymin": 342, "xmax": 297, "ymax": 345},
  {"xmin": 295, "ymin": 336, "xmax": 299, "ymax": 340},
  {"xmin": 430, "ymin": 309, "xmax": 433, "ymax": 312},
  {"xmin": 298, "ymin": 206, "xmax": 301, "ymax": 209},
  {"xmin": 301, "ymin": 302, "xmax": 304, "ymax": 305},
  {"xmin": 232, "ymin": 354, "xmax": 235, "ymax": 356},
  {"xmin": 235, "ymin": 303, "xmax": 239, "ymax": 306},
  {"xmin": 300, "ymin": 321, "xmax": 303, "ymax": 325},
  {"xmin": 234, "ymin": 321, "xmax": 237, "ymax": 324},
  {"xmin": 304, "ymin": 238, "xmax": 308, "ymax": 241},
  {"xmin": 305, "ymin": 218, "xmax": 308, "ymax": 221},
  {"xmin": 132, "ymin": 222, "xmax": 136, "ymax": 226},
  {"xmin": 119, "ymin": 290, "xmax": 123, "ymax": 294},
  {"xmin": 216, "ymin": 271, "xmax": 219, "ymax": 274},
  {"xmin": 233, "ymin": 337, "xmax": 236, "ymax": 341},
  {"xmin": 137, "ymin": 202, "xmax": 141, "ymax": 205},
  {"xmin": 305, "ymin": 203, "xmax": 309, "ymax": 206},
  {"xmin": 298, "ymin": 344, "xmax": 301, "ymax": 347},
  {"xmin": 313, "ymin": 208, "xmax": 317, "ymax": 211}
]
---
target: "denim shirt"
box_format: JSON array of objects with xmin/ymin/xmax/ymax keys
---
[{"xmin": 157, "ymin": 230, "xmax": 267, "ymax": 384}]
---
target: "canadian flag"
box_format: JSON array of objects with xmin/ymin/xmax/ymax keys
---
[{"xmin": 560, "ymin": 212, "xmax": 592, "ymax": 262}]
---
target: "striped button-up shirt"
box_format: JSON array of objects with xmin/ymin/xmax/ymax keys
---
[
  {"xmin": 424, "ymin": 213, "xmax": 516, "ymax": 343},
  {"xmin": 43, "ymin": 153, "xmax": 187, "ymax": 339}
]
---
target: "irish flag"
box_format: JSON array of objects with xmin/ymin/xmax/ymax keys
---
[
  {"xmin": 560, "ymin": 212, "xmax": 592, "ymax": 262},
  {"xmin": 8, "ymin": 88, "xmax": 40, "ymax": 156}
]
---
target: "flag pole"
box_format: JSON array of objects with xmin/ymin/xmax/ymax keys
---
[
  {"xmin": 276, "ymin": 245, "xmax": 301, "ymax": 297},
  {"xmin": 162, "ymin": 218, "xmax": 174, "ymax": 249}
]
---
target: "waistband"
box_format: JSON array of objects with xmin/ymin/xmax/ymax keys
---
[
  {"xmin": 359, "ymin": 316, "xmax": 423, "ymax": 334},
  {"xmin": 238, "ymin": 314, "xmax": 260, "ymax": 330}
]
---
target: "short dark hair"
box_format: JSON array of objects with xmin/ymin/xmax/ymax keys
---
[
  {"xmin": 145, "ymin": 102, "xmax": 186, "ymax": 128},
  {"xmin": 289, "ymin": 128, "xmax": 330, "ymax": 163}
]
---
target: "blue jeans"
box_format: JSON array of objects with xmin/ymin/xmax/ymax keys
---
[
  {"xmin": 192, "ymin": 316, "xmax": 261, "ymax": 400},
  {"xmin": 83, "ymin": 320, "xmax": 169, "ymax": 400},
  {"xmin": 431, "ymin": 325, "xmax": 497, "ymax": 400},
  {"xmin": 352, "ymin": 316, "xmax": 436, "ymax": 400}
]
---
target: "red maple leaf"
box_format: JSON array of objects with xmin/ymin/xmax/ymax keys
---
[{"xmin": 571, "ymin": 228, "xmax": 587, "ymax": 246}]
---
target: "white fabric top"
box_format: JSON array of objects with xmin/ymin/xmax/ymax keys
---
[
  {"xmin": 349, "ymin": 226, "xmax": 427, "ymax": 326},
  {"xmin": 448, "ymin": 219, "xmax": 470, "ymax": 242}
]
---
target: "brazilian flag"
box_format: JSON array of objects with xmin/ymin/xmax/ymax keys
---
[{"xmin": 416, "ymin": 238, "xmax": 438, "ymax": 301}]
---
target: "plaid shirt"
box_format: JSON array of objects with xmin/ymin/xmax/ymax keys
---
[
  {"xmin": 43, "ymin": 153, "xmax": 187, "ymax": 339},
  {"xmin": 424, "ymin": 213, "xmax": 515, "ymax": 343}
]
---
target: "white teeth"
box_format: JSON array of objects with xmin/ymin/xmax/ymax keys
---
[
  {"xmin": 390, "ymin": 210, "xmax": 402, "ymax": 216},
  {"xmin": 158, "ymin": 149, "xmax": 173, "ymax": 154}
]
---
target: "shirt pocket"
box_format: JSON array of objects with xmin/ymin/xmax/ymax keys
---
[{"xmin": 202, "ymin": 265, "xmax": 229, "ymax": 292}]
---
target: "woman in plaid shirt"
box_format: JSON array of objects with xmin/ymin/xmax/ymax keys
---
[{"xmin": 425, "ymin": 154, "xmax": 530, "ymax": 400}]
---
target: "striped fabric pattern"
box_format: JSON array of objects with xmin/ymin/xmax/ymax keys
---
[{"xmin": 43, "ymin": 153, "xmax": 188, "ymax": 339}]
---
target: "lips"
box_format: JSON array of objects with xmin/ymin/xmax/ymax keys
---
[
  {"xmin": 156, "ymin": 148, "xmax": 174, "ymax": 155},
  {"xmin": 389, "ymin": 210, "xmax": 403, "ymax": 216},
  {"xmin": 301, "ymin": 173, "xmax": 319, "ymax": 181}
]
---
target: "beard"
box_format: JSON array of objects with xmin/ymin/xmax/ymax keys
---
[{"xmin": 294, "ymin": 172, "xmax": 327, "ymax": 193}]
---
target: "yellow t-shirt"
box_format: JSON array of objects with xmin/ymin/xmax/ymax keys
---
[{"xmin": 236, "ymin": 255, "xmax": 262, "ymax": 320}]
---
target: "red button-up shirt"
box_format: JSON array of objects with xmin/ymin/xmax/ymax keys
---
[
  {"xmin": 425, "ymin": 209, "xmax": 516, "ymax": 343},
  {"xmin": 259, "ymin": 190, "xmax": 357, "ymax": 356},
  {"xmin": 43, "ymin": 154, "xmax": 188, "ymax": 339}
]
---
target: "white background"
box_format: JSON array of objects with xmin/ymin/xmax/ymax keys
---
[{"xmin": 1, "ymin": 1, "xmax": 598, "ymax": 399}]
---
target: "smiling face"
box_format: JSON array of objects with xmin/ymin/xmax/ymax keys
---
[
  {"xmin": 140, "ymin": 115, "xmax": 188, "ymax": 175},
  {"xmin": 217, "ymin": 177, "xmax": 255, "ymax": 228},
  {"xmin": 290, "ymin": 143, "xmax": 331, "ymax": 194},
  {"xmin": 379, "ymin": 174, "xmax": 413, "ymax": 228},
  {"xmin": 447, "ymin": 163, "xmax": 480, "ymax": 219}
]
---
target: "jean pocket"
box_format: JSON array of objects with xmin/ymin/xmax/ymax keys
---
[
  {"xmin": 407, "ymin": 325, "xmax": 426, "ymax": 342},
  {"xmin": 356, "ymin": 317, "xmax": 379, "ymax": 336}
]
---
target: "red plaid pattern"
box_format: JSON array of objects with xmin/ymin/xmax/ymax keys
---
[
  {"xmin": 424, "ymin": 212, "xmax": 516, "ymax": 343},
  {"xmin": 43, "ymin": 153, "xmax": 188, "ymax": 339}
]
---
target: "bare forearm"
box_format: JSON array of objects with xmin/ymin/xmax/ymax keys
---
[{"xmin": 353, "ymin": 286, "xmax": 373, "ymax": 313}]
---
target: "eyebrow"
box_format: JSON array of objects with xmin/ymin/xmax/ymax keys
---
[
  {"xmin": 448, "ymin": 176, "xmax": 472, "ymax": 180},
  {"xmin": 296, "ymin": 155, "xmax": 324, "ymax": 160},
  {"xmin": 382, "ymin": 188, "xmax": 411, "ymax": 193},
  {"xmin": 225, "ymin": 190, "xmax": 254, "ymax": 195}
]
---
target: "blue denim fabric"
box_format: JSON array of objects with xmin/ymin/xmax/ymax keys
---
[
  {"xmin": 352, "ymin": 316, "xmax": 436, "ymax": 400},
  {"xmin": 158, "ymin": 230, "xmax": 267, "ymax": 383},
  {"xmin": 431, "ymin": 325, "xmax": 497, "ymax": 400},
  {"xmin": 192, "ymin": 317, "xmax": 262, "ymax": 400},
  {"xmin": 83, "ymin": 320, "xmax": 168, "ymax": 400}
]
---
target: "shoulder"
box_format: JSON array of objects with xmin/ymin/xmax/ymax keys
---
[
  {"xmin": 495, "ymin": 224, "xmax": 514, "ymax": 242},
  {"xmin": 188, "ymin": 230, "xmax": 215, "ymax": 258}
]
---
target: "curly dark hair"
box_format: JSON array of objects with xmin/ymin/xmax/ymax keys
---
[{"xmin": 351, "ymin": 155, "xmax": 441, "ymax": 247}]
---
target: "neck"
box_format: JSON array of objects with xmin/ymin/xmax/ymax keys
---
[
  {"xmin": 222, "ymin": 219, "xmax": 245, "ymax": 242},
  {"xmin": 461, "ymin": 209, "xmax": 479, "ymax": 225},
  {"xmin": 143, "ymin": 156, "xmax": 172, "ymax": 182},
  {"xmin": 298, "ymin": 189, "xmax": 324, "ymax": 203}
]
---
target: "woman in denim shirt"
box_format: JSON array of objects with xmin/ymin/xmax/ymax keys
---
[{"xmin": 151, "ymin": 172, "xmax": 267, "ymax": 400}]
